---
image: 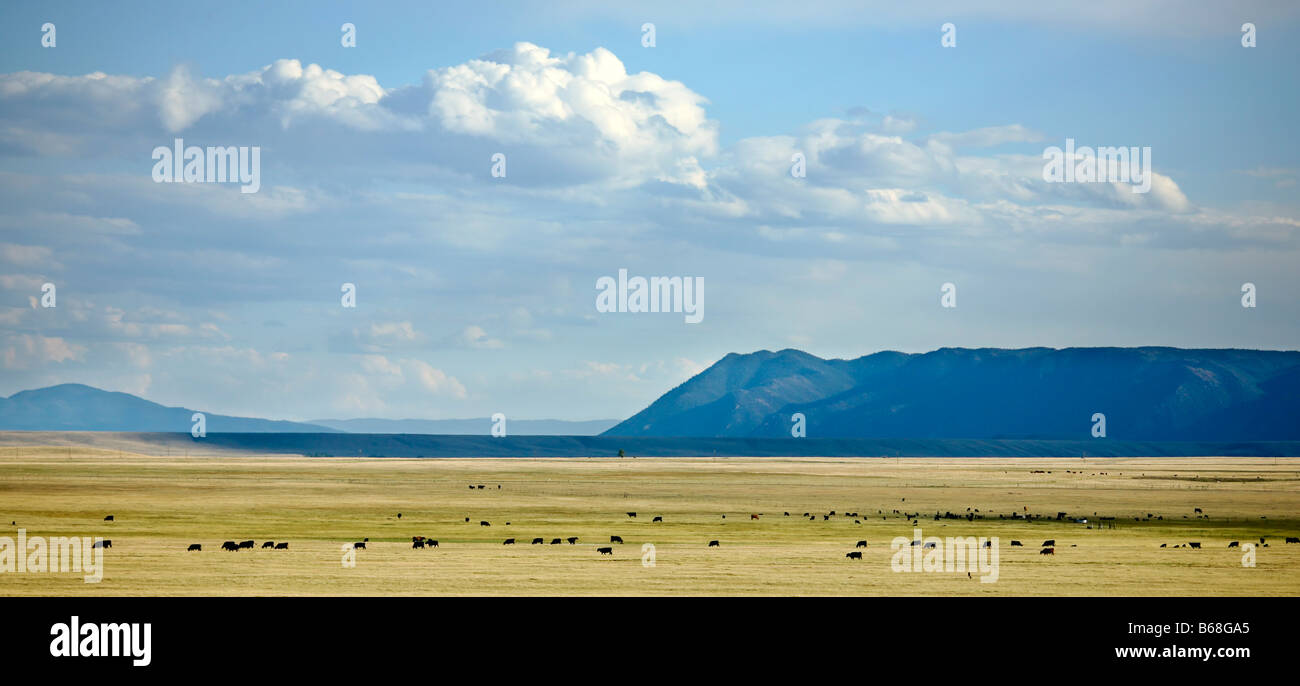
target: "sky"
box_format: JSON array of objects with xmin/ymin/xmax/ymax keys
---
[{"xmin": 1, "ymin": 1, "xmax": 1298, "ymax": 423}]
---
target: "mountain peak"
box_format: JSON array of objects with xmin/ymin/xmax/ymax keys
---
[{"xmin": 603, "ymin": 346, "xmax": 1300, "ymax": 440}]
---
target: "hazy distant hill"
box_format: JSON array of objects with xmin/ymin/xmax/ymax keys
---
[
  {"xmin": 309, "ymin": 417, "xmax": 618, "ymax": 435},
  {"xmin": 0, "ymin": 384, "xmax": 336, "ymax": 433},
  {"xmin": 603, "ymin": 347, "xmax": 1300, "ymax": 441}
]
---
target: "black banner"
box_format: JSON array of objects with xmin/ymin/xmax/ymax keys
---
[{"xmin": 5, "ymin": 596, "xmax": 1290, "ymax": 675}]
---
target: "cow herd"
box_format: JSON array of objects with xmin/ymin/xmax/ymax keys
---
[
  {"xmin": 88, "ymin": 504, "xmax": 1300, "ymax": 565},
  {"xmin": 217, "ymin": 540, "xmax": 289, "ymax": 551}
]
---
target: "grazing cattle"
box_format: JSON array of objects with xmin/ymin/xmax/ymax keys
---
[
  {"xmin": 480, "ymin": 521, "xmax": 490, "ymax": 527},
  {"xmin": 104, "ymin": 515, "xmax": 114, "ymax": 522},
  {"xmin": 856, "ymin": 541, "xmax": 867, "ymax": 548},
  {"xmin": 983, "ymin": 540, "xmax": 992, "ymax": 548},
  {"xmin": 823, "ymin": 515, "xmax": 829, "ymax": 521},
  {"xmin": 262, "ymin": 541, "xmax": 274, "ymax": 548},
  {"xmin": 397, "ymin": 513, "xmax": 402, "ymax": 519},
  {"xmin": 353, "ymin": 542, "xmax": 366, "ymax": 550},
  {"xmin": 550, "ymin": 538, "xmax": 562, "ymax": 545},
  {"xmin": 923, "ymin": 542, "xmax": 936, "ymax": 550},
  {"xmin": 477, "ymin": 485, "xmax": 485, "ymax": 490},
  {"xmin": 1010, "ymin": 541, "xmax": 1023, "ymax": 546},
  {"xmin": 627, "ymin": 512, "xmax": 637, "ymax": 518},
  {"xmin": 1159, "ymin": 543, "xmax": 1167, "ymax": 548},
  {"xmin": 751, "ymin": 514, "xmax": 760, "ymax": 520},
  {"xmin": 1041, "ymin": 539, "xmax": 1055, "ymax": 547},
  {"xmin": 1040, "ymin": 548, "xmax": 1054, "ymax": 555},
  {"xmin": 1259, "ymin": 537, "xmax": 1266, "ymax": 544},
  {"xmin": 652, "ymin": 516, "xmax": 663, "ymax": 523},
  {"xmin": 567, "ymin": 537, "xmax": 578, "ymax": 544},
  {"xmin": 412, "ymin": 540, "xmax": 425, "ymax": 549},
  {"xmin": 1228, "ymin": 541, "xmax": 1239, "ymax": 548},
  {"xmin": 1189, "ymin": 542, "xmax": 1201, "ymax": 549},
  {"xmin": 221, "ymin": 541, "xmax": 239, "ymax": 551},
  {"xmin": 597, "ymin": 547, "xmax": 613, "ymax": 555},
  {"xmin": 708, "ymin": 540, "xmax": 720, "ymax": 547},
  {"xmin": 531, "ymin": 538, "xmax": 544, "ymax": 545},
  {"xmin": 1286, "ymin": 537, "xmax": 1300, "ymax": 544},
  {"xmin": 469, "ymin": 485, "xmax": 475, "ymax": 489},
  {"xmin": 503, "ymin": 538, "xmax": 515, "ymax": 545},
  {"xmin": 238, "ymin": 540, "xmax": 255, "ymax": 550},
  {"xmin": 187, "ymin": 543, "xmax": 202, "ymax": 551},
  {"xmin": 846, "ymin": 551, "xmax": 863, "ymax": 560},
  {"xmin": 1194, "ymin": 507, "xmax": 1202, "ymax": 513},
  {"xmin": 274, "ymin": 542, "xmax": 288, "ymax": 550},
  {"xmin": 784, "ymin": 512, "xmax": 790, "ymax": 516},
  {"xmin": 610, "ymin": 536, "xmax": 624, "ymax": 544}
]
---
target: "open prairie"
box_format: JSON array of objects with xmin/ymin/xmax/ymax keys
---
[{"xmin": 1, "ymin": 449, "xmax": 1298, "ymax": 596}]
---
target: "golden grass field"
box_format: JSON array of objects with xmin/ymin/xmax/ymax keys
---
[{"xmin": 1, "ymin": 447, "xmax": 1298, "ymax": 596}]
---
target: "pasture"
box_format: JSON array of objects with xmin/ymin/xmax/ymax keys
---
[{"xmin": 0, "ymin": 449, "xmax": 1298, "ymax": 596}]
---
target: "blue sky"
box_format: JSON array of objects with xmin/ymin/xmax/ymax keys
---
[{"xmin": 1, "ymin": 1, "xmax": 1298, "ymax": 422}]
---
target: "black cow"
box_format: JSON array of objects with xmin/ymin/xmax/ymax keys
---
[
  {"xmin": 104, "ymin": 515, "xmax": 114, "ymax": 522},
  {"xmin": 846, "ymin": 551, "xmax": 862, "ymax": 560},
  {"xmin": 1041, "ymin": 539, "xmax": 1055, "ymax": 547},
  {"xmin": 477, "ymin": 485, "xmax": 485, "ymax": 490},
  {"xmin": 597, "ymin": 547, "xmax": 613, "ymax": 555},
  {"xmin": 1228, "ymin": 541, "xmax": 1239, "ymax": 548},
  {"xmin": 856, "ymin": 540, "xmax": 868, "ymax": 548},
  {"xmin": 412, "ymin": 540, "xmax": 425, "ymax": 549},
  {"xmin": 1194, "ymin": 508, "xmax": 1202, "ymax": 513},
  {"xmin": 627, "ymin": 512, "xmax": 637, "ymax": 518},
  {"xmin": 352, "ymin": 542, "xmax": 366, "ymax": 550},
  {"xmin": 567, "ymin": 537, "xmax": 578, "ymax": 544},
  {"xmin": 531, "ymin": 538, "xmax": 544, "ymax": 545},
  {"xmin": 187, "ymin": 544, "xmax": 201, "ymax": 551},
  {"xmin": 221, "ymin": 541, "xmax": 239, "ymax": 551},
  {"xmin": 652, "ymin": 516, "xmax": 663, "ymax": 522},
  {"xmin": 427, "ymin": 540, "xmax": 438, "ymax": 548},
  {"xmin": 1189, "ymin": 542, "xmax": 1201, "ymax": 549},
  {"xmin": 1040, "ymin": 548, "xmax": 1054, "ymax": 555},
  {"xmin": 262, "ymin": 541, "xmax": 274, "ymax": 548},
  {"xmin": 503, "ymin": 538, "xmax": 515, "ymax": 545},
  {"xmin": 1010, "ymin": 540, "xmax": 1023, "ymax": 546},
  {"xmin": 550, "ymin": 538, "xmax": 562, "ymax": 545},
  {"xmin": 610, "ymin": 536, "xmax": 623, "ymax": 544},
  {"xmin": 238, "ymin": 540, "xmax": 255, "ymax": 550},
  {"xmin": 480, "ymin": 521, "xmax": 490, "ymax": 526},
  {"xmin": 1286, "ymin": 537, "xmax": 1300, "ymax": 544},
  {"xmin": 708, "ymin": 540, "xmax": 720, "ymax": 547},
  {"xmin": 274, "ymin": 542, "xmax": 288, "ymax": 550},
  {"xmin": 468, "ymin": 485, "xmax": 475, "ymax": 489}
]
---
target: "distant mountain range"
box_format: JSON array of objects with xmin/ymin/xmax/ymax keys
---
[
  {"xmin": 0, "ymin": 384, "xmax": 336, "ymax": 433},
  {"xmin": 7, "ymin": 346, "xmax": 1299, "ymax": 443},
  {"xmin": 603, "ymin": 347, "xmax": 1300, "ymax": 441},
  {"xmin": 0, "ymin": 384, "xmax": 615, "ymax": 435}
]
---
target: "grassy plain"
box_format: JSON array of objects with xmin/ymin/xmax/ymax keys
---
[{"xmin": 0, "ymin": 448, "xmax": 1297, "ymax": 595}]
